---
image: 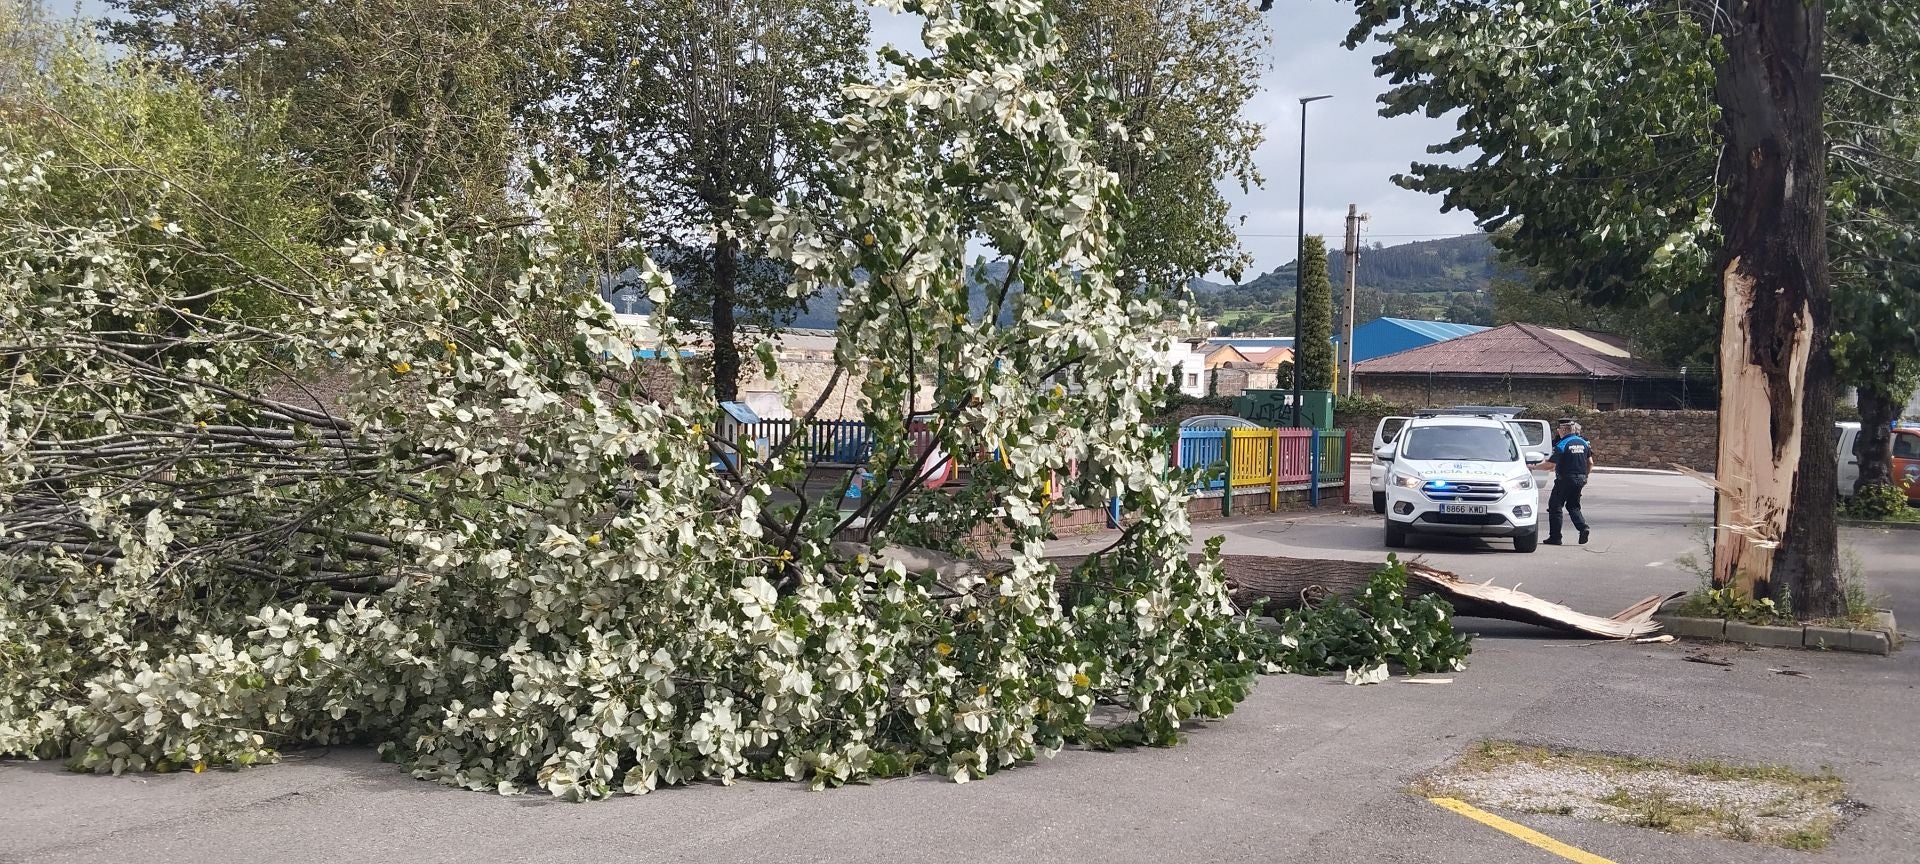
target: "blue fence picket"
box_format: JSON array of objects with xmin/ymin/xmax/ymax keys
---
[{"xmin": 1176, "ymin": 428, "xmax": 1228, "ymax": 489}]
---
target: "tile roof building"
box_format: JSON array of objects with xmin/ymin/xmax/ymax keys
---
[{"xmin": 1353, "ymin": 323, "xmax": 1714, "ymax": 410}]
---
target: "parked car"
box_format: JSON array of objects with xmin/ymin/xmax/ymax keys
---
[
  {"xmin": 1373, "ymin": 413, "xmax": 1548, "ymax": 552},
  {"xmin": 1835, "ymin": 421, "xmax": 1920, "ymax": 503},
  {"xmin": 1179, "ymin": 414, "xmax": 1261, "ymax": 430}
]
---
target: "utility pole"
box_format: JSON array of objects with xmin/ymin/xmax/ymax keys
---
[{"xmin": 1340, "ymin": 205, "xmax": 1366, "ymax": 397}]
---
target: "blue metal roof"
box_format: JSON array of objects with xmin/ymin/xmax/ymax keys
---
[
  {"xmin": 1332, "ymin": 317, "xmax": 1488, "ymax": 363},
  {"xmin": 1378, "ymin": 317, "xmax": 1488, "ymax": 341}
]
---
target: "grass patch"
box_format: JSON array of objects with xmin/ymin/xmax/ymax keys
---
[
  {"xmin": 1420, "ymin": 741, "xmax": 1849, "ymax": 851},
  {"xmin": 1670, "ymin": 524, "xmax": 1889, "ymax": 629}
]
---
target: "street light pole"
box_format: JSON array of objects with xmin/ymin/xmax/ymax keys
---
[{"xmin": 1291, "ymin": 94, "xmax": 1332, "ymax": 427}]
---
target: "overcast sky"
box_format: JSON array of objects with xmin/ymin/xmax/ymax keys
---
[
  {"xmin": 869, "ymin": 1, "xmax": 1482, "ymax": 282},
  {"xmin": 67, "ymin": 0, "xmax": 1477, "ymax": 281}
]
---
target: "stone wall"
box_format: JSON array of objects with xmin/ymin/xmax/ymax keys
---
[
  {"xmin": 1354, "ymin": 374, "xmax": 1589, "ymax": 408},
  {"xmin": 739, "ymin": 357, "xmax": 868, "ymax": 420},
  {"xmin": 1575, "ymin": 409, "xmax": 1717, "ymax": 471},
  {"xmin": 1334, "ymin": 401, "xmax": 1718, "ymax": 472},
  {"xmin": 736, "ymin": 348, "xmax": 932, "ymax": 421},
  {"xmin": 1354, "ymin": 373, "xmax": 1706, "ymax": 411}
]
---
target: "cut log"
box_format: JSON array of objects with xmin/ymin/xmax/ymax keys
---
[{"xmin": 873, "ymin": 545, "xmax": 1677, "ymax": 640}]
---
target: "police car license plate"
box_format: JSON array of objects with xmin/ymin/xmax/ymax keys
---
[{"xmin": 1440, "ymin": 504, "xmax": 1487, "ymax": 515}]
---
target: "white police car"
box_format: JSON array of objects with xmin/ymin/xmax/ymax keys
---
[
  {"xmin": 1368, "ymin": 410, "xmax": 1549, "ymax": 514},
  {"xmin": 1373, "ymin": 414, "xmax": 1549, "ymax": 552}
]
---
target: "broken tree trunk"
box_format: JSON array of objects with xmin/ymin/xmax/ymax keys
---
[
  {"xmin": 1706, "ymin": 0, "xmax": 1839, "ymax": 613},
  {"xmin": 870, "ymin": 545, "xmax": 1675, "ymax": 640},
  {"xmin": 1195, "ymin": 554, "xmax": 1671, "ymax": 640}
]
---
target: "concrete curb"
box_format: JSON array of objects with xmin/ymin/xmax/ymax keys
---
[
  {"xmin": 1838, "ymin": 518, "xmax": 1920, "ymax": 532},
  {"xmin": 1653, "ymin": 609, "xmax": 1901, "ymax": 656}
]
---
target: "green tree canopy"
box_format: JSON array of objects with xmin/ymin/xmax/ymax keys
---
[
  {"xmin": 1334, "ymin": 0, "xmax": 1920, "ymax": 611},
  {"xmin": 106, "ymin": 0, "xmax": 569, "ymax": 236},
  {"xmin": 538, "ymin": 0, "xmax": 869, "ymax": 400},
  {"xmin": 1050, "ymin": 0, "xmax": 1270, "ymax": 288},
  {"xmin": 3, "ymin": 9, "xmax": 322, "ymax": 324}
]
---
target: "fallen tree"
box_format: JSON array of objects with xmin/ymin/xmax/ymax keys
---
[
  {"xmin": 0, "ymin": 1, "xmax": 1269, "ymax": 796},
  {"xmin": 865, "ymin": 544, "xmax": 1678, "ymax": 640},
  {"xmin": 0, "ymin": 0, "xmax": 1662, "ymax": 801}
]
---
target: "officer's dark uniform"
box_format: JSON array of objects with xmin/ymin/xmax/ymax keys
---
[{"xmin": 1547, "ymin": 433, "xmax": 1593, "ymax": 544}]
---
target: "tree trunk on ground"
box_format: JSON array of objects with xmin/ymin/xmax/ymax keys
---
[
  {"xmin": 1048, "ymin": 553, "xmax": 1396, "ymax": 612},
  {"xmin": 1048, "ymin": 552, "xmax": 1669, "ymax": 638},
  {"xmin": 1707, "ymin": 0, "xmax": 1839, "ymax": 618},
  {"xmin": 711, "ymin": 226, "xmax": 741, "ymax": 403},
  {"xmin": 1855, "ymin": 386, "xmax": 1899, "ymax": 493}
]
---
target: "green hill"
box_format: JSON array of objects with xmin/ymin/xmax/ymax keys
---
[{"xmin": 1194, "ymin": 233, "xmax": 1498, "ymax": 332}]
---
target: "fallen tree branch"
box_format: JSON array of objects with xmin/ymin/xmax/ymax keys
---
[{"xmin": 858, "ymin": 545, "xmax": 1677, "ymax": 640}]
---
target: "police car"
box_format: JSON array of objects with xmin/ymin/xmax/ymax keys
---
[
  {"xmin": 1372, "ymin": 413, "xmax": 1550, "ymax": 552},
  {"xmin": 1368, "ymin": 408, "xmax": 1549, "ymax": 514}
]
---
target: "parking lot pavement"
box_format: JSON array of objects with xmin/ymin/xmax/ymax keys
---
[
  {"xmin": 1328, "ymin": 464, "xmax": 1917, "ymax": 626},
  {"xmin": 5, "ymin": 473, "xmax": 1917, "ymax": 864}
]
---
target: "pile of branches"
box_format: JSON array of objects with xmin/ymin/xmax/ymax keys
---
[{"xmin": 0, "ymin": 0, "xmax": 1278, "ymax": 798}]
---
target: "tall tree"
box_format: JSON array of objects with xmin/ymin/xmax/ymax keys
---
[
  {"xmin": 1827, "ymin": 2, "xmax": 1920, "ymax": 492},
  {"xmin": 544, "ymin": 0, "xmax": 867, "ymax": 402},
  {"xmin": 1708, "ymin": 0, "xmax": 1834, "ymax": 613},
  {"xmin": 104, "ymin": 0, "xmax": 569, "ymax": 235},
  {"xmin": 1339, "ymin": 0, "xmax": 1920, "ymax": 616},
  {"xmin": 1295, "ymin": 235, "xmax": 1335, "ymax": 390},
  {"xmin": 1049, "ymin": 0, "xmax": 1269, "ymax": 288}
]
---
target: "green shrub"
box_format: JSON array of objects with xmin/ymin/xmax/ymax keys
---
[
  {"xmin": 1841, "ymin": 482, "xmax": 1918, "ymax": 522},
  {"xmin": 1260, "ymin": 556, "xmax": 1473, "ymax": 678}
]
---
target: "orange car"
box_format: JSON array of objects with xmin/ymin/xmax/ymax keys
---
[{"xmin": 1894, "ymin": 427, "xmax": 1920, "ymax": 503}]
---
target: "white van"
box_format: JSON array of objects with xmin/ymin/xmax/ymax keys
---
[
  {"xmin": 1373, "ymin": 413, "xmax": 1549, "ymax": 552},
  {"xmin": 1368, "ymin": 411, "xmax": 1551, "ymax": 513}
]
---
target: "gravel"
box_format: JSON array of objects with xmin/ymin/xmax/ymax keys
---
[{"xmin": 1423, "ymin": 747, "xmax": 1847, "ymax": 847}]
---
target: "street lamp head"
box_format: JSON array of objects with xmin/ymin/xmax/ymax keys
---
[{"xmin": 1300, "ymin": 94, "xmax": 1333, "ymax": 105}]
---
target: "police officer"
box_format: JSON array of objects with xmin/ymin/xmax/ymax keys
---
[{"xmin": 1541, "ymin": 419, "xmax": 1593, "ymax": 545}]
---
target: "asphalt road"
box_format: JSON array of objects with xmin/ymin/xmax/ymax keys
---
[{"xmin": 4, "ymin": 473, "xmax": 1917, "ymax": 864}]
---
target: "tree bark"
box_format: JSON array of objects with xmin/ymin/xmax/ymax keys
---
[
  {"xmin": 711, "ymin": 226, "xmax": 741, "ymax": 403},
  {"xmin": 951, "ymin": 550, "xmax": 1670, "ymax": 639},
  {"xmin": 1855, "ymin": 385, "xmax": 1899, "ymax": 493},
  {"xmin": 1048, "ymin": 553, "xmax": 1396, "ymax": 612},
  {"xmin": 1707, "ymin": 0, "xmax": 1839, "ymax": 618}
]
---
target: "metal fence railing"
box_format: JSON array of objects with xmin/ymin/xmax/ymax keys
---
[
  {"xmin": 730, "ymin": 418, "xmax": 1351, "ymax": 519},
  {"xmin": 738, "ymin": 418, "xmax": 874, "ymax": 465}
]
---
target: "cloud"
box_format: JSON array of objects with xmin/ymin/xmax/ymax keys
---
[{"xmin": 1221, "ymin": 0, "xmax": 1481, "ymax": 280}]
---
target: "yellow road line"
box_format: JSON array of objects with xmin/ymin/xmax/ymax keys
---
[{"xmin": 1428, "ymin": 797, "xmax": 1621, "ymax": 864}]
